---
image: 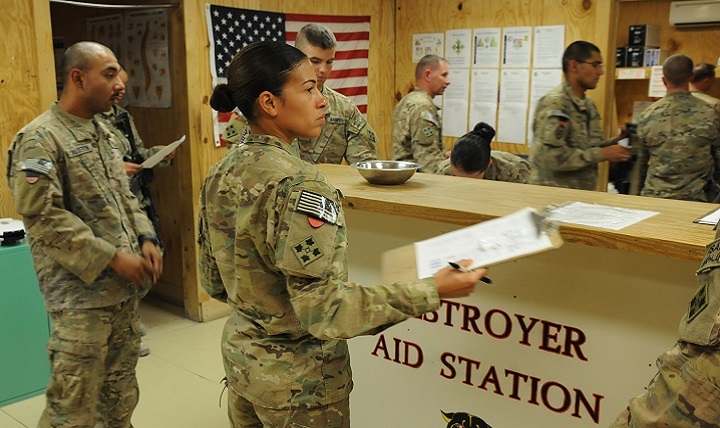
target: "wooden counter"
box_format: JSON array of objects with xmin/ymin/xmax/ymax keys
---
[{"xmin": 318, "ymin": 164, "xmax": 717, "ymax": 262}]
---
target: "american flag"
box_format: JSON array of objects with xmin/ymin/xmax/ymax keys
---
[{"xmin": 206, "ymin": 4, "xmax": 371, "ymax": 145}]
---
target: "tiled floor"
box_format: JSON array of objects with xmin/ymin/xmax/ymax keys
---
[{"xmin": 0, "ymin": 302, "xmax": 231, "ymax": 428}]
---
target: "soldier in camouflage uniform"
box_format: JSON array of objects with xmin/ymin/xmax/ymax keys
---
[
  {"xmin": 631, "ymin": 54, "xmax": 720, "ymax": 202},
  {"xmin": 530, "ymin": 41, "xmax": 630, "ymax": 190},
  {"xmin": 200, "ymin": 41, "xmax": 484, "ymax": 428},
  {"xmin": 690, "ymin": 62, "xmax": 720, "ymax": 114},
  {"xmin": 6, "ymin": 42, "xmax": 162, "ymax": 428},
  {"xmin": 222, "ymin": 24, "xmax": 379, "ymax": 165},
  {"xmin": 610, "ymin": 224, "xmax": 720, "ymax": 427},
  {"xmin": 437, "ymin": 122, "xmax": 530, "ymax": 183},
  {"xmin": 392, "ymin": 55, "xmax": 451, "ymax": 173},
  {"xmin": 96, "ymin": 68, "xmax": 174, "ymax": 217}
]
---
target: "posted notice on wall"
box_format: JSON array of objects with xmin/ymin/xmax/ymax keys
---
[
  {"xmin": 532, "ymin": 25, "xmax": 565, "ymax": 69},
  {"xmin": 442, "ymin": 68, "xmax": 471, "ymax": 137},
  {"xmin": 472, "ymin": 27, "xmax": 501, "ymax": 68},
  {"xmin": 502, "ymin": 26, "xmax": 532, "ymax": 68},
  {"xmin": 412, "ymin": 33, "xmax": 444, "ymax": 63}
]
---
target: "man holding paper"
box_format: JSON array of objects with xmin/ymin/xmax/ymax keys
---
[{"xmin": 97, "ymin": 67, "xmax": 177, "ymax": 227}]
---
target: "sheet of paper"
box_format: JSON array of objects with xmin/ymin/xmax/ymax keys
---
[
  {"xmin": 468, "ymin": 69, "xmax": 499, "ymax": 132},
  {"xmin": 502, "ymin": 26, "xmax": 532, "ymax": 68},
  {"xmin": 648, "ymin": 66, "xmax": 666, "ymax": 98},
  {"xmin": 412, "ymin": 33, "xmax": 444, "ymax": 63},
  {"xmin": 142, "ymin": 135, "xmax": 186, "ymax": 169},
  {"xmin": 695, "ymin": 207, "xmax": 720, "ymax": 226},
  {"xmin": 472, "ymin": 27, "xmax": 501, "ymax": 68},
  {"xmin": 414, "ymin": 208, "xmax": 561, "ymax": 278},
  {"xmin": 548, "ymin": 202, "xmax": 659, "ymax": 230},
  {"xmin": 442, "ymin": 69, "xmax": 470, "ymax": 137},
  {"xmin": 445, "ymin": 29, "xmax": 472, "ymax": 68},
  {"xmin": 532, "ymin": 25, "xmax": 565, "ymax": 69},
  {"xmin": 497, "ymin": 69, "xmax": 529, "ymax": 144}
]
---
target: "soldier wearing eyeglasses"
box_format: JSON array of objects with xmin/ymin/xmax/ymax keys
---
[{"xmin": 529, "ymin": 40, "xmax": 630, "ymax": 191}]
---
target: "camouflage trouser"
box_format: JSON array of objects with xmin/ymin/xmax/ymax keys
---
[
  {"xmin": 227, "ymin": 387, "xmax": 350, "ymax": 428},
  {"xmin": 38, "ymin": 297, "xmax": 141, "ymax": 428},
  {"xmin": 609, "ymin": 342, "xmax": 720, "ymax": 428}
]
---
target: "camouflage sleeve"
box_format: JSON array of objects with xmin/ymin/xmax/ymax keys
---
[
  {"xmin": 344, "ymin": 107, "xmax": 379, "ymax": 164},
  {"xmin": 710, "ymin": 112, "xmax": 720, "ymax": 187},
  {"xmin": 8, "ymin": 134, "xmax": 116, "ymax": 284},
  {"xmin": 408, "ymin": 106, "xmax": 447, "ymax": 173},
  {"xmin": 533, "ymin": 106, "xmax": 604, "ymax": 171},
  {"xmin": 196, "ymin": 181, "xmax": 227, "ymax": 302},
  {"xmin": 272, "ymin": 178, "xmax": 440, "ymax": 339},
  {"xmin": 630, "ymin": 132, "xmax": 650, "ymax": 196},
  {"xmin": 436, "ymin": 158, "xmax": 453, "ymax": 175}
]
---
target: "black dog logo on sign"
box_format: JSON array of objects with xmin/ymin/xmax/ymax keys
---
[{"xmin": 441, "ymin": 410, "xmax": 493, "ymax": 428}]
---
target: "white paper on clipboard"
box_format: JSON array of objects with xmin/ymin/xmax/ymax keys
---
[
  {"xmin": 142, "ymin": 135, "xmax": 186, "ymax": 169},
  {"xmin": 413, "ymin": 207, "xmax": 562, "ymax": 279}
]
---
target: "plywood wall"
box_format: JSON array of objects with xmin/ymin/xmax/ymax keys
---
[
  {"xmin": 395, "ymin": 0, "xmax": 617, "ymax": 156},
  {"xmin": 614, "ymin": 0, "xmax": 720, "ymax": 125},
  {"xmin": 0, "ymin": 0, "xmax": 55, "ymax": 219}
]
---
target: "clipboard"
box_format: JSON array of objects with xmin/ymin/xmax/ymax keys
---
[
  {"xmin": 142, "ymin": 135, "xmax": 186, "ymax": 169},
  {"xmin": 382, "ymin": 208, "xmax": 563, "ymax": 282},
  {"xmin": 694, "ymin": 206, "xmax": 720, "ymax": 226}
]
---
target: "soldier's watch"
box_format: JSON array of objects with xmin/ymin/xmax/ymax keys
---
[{"xmin": 139, "ymin": 234, "xmax": 160, "ymax": 248}]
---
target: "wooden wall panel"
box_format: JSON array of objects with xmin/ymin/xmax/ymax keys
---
[
  {"xmin": 614, "ymin": 0, "xmax": 720, "ymax": 126},
  {"xmin": 395, "ymin": 0, "xmax": 616, "ymax": 156},
  {"xmin": 0, "ymin": 0, "xmax": 55, "ymax": 219}
]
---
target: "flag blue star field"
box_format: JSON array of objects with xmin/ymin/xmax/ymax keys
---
[{"xmin": 206, "ymin": 4, "xmax": 371, "ymax": 145}]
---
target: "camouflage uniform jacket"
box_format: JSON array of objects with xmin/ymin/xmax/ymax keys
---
[
  {"xmin": 529, "ymin": 82, "xmax": 614, "ymax": 190},
  {"xmin": 632, "ymin": 91, "xmax": 720, "ymax": 202},
  {"xmin": 7, "ymin": 103, "xmax": 155, "ymax": 311},
  {"xmin": 438, "ymin": 151, "xmax": 531, "ymax": 183},
  {"xmin": 691, "ymin": 89, "xmax": 720, "ymax": 115},
  {"xmin": 198, "ymin": 134, "xmax": 439, "ymax": 409},
  {"xmin": 296, "ymin": 85, "xmax": 378, "ymax": 164},
  {"xmin": 610, "ymin": 226, "xmax": 720, "ymax": 428},
  {"xmin": 392, "ymin": 88, "xmax": 446, "ymax": 173},
  {"xmin": 97, "ymin": 105, "xmax": 168, "ymax": 207}
]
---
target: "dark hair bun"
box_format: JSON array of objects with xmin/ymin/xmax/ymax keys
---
[
  {"xmin": 209, "ymin": 83, "xmax": 235, "ymax": 113},
  {"xmin": 471, "ymin": 122, "xmax": 495, "ymax": 141}
]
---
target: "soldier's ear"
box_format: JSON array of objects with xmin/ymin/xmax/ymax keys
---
[
  {"xmin": 70, "ymin": 69, "xmax": 84, "ymax": 89},
  {"xmin": 257, "ymin": 91, "xmax": 279, "ymax": 118}
]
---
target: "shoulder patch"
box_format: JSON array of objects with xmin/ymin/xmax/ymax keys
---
[
  {"xmin": 292, "ymin": 235, "xmax": 324, "ymax": 267},
  {"xmin": 295, "ymin": 190, "xmax": 339, "ymax": 225},
  {"xmin": 687, "ymin": 282, "xmax": 709, "ymax": 322},
  {"xmin": 550, "ymin": 110, "xmax": 570, "ymax": 122},
  {"xmin": 421, "ymin": 111, "xmax": 439, "ymax": 127},
  {"xmin": 21, "ymin": 158, "xmax": 54, "ymax": 176},
  {"xmin": 423, "ymin": 126, "xmax": 436, "ymax": 138}
]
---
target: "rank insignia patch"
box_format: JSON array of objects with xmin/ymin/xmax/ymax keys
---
[
  {"xmin": 292, "ymin": 236, "xmax": 323, "ymax": 267},
  {"xmin": 687, "ymin": 282, "xmax": 709, "ymax": 322}
]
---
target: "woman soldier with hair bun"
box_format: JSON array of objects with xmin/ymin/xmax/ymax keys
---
[{"xmin": 198, "ymin": 41, "xmax": 486, "ymax": 427}]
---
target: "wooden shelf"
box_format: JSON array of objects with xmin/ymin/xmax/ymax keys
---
[{"xmin": 615, "ymin": 67, "xmax": 652, "ymax": 80}]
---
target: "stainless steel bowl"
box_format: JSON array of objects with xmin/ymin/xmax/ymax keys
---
[{"xmin": 350, "ymin": 160, "xmax": 421, "ymax": 185}]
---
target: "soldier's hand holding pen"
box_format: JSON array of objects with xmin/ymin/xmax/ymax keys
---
[{"xmin": 433, "ymin": 259, "xmax": 487, "ymax": 298}]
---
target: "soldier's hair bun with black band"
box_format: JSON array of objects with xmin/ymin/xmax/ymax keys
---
[
  {"xmin": 470, "ymin": 122, "xmax": 496, "ymax": 143},
  {"xmin": 209, "ymin": 84, "xmax": 235, "ymax": 113}
]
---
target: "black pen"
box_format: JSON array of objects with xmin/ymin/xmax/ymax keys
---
[{"xmin": 448, "ymin": 261, "xmax": 494, "ymax": 285}]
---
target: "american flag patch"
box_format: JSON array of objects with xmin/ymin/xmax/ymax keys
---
[
  {"xmin": 296, "ymin": 190, "xmax": 339, "ymax": 225},
  {"xmin": 21, "ymin": 158, "xmax": 54, "ymax": 175}
]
